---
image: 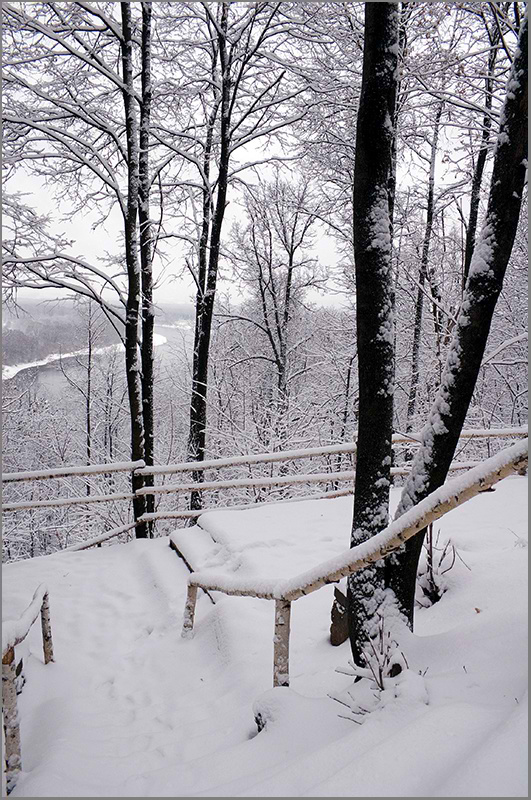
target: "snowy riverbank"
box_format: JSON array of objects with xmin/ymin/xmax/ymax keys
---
[{"xmin": 2, "ymin": 333, "xmax": 168, "ymax": 381}]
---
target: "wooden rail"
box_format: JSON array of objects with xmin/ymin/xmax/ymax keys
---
[
  {"xmin": 64, "ymin": 521, "xmax": 139, "ymax": 552},
  {"xmin": 2, "ymin": 427, "xmax": 527, "ymax": 549},
  {"xmin": 181, "ymin": 438, "xmax": 528, "ymax": 688},
  {"xmin": 2, "ymin": 585, "xmax": 54, "ymax": 794},
  {"xmin": 134, "ymin": 426, "xmax": 528, "ymax": 476},
  {"xmin": 2, "ymin": 460, "xmax": 145, "ymax": 484}
]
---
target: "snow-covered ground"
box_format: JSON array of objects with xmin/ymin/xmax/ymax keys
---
[{"xmin": 2, "ymin": 476, "xmax": 527, "ymax": 797}]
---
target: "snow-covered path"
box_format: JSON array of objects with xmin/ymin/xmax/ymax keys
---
[
  {"xmin": 2, "ymin": 478, "xmax": 528, "ymax": 797},
  {"xmin": 3, "ymin": 536, "xmax": 352, "ymax": 796}
]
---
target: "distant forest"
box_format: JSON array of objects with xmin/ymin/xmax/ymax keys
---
[{"xmin": 2, "ymin": 299, "xmax": 193, "ymax": 365}]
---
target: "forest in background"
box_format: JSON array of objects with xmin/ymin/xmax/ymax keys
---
[
  {"xmin": 2, "ymin": 298, "xmax": 194, "ymax": 365},
  {"xmin": 3, "ymin": 3, "xmax": 527, "ymax": 554},
  {"xmin": 2, "ymin": 2, "xmax": 527, "ymax": 640}
]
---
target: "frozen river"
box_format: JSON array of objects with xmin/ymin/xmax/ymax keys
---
[{"xmin": 2, "ymin": 323, "xmax": 192, "ymax": 394}]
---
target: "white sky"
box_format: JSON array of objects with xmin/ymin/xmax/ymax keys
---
[{"xmin": 6, "ymin": 165, "xmax": 348, "ymax": 312}]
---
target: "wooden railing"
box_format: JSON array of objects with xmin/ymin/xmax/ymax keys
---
[
  {"xmin": 0, "ymin": 435, "xmax": 527, "ymax": 789},
  {"xmin": 1, "ymin": 427, "xmax": 527, "ymax": 552},
  {"xmin": 181, "ymin": 438, "xmax": 529, "ymax": 688},
  {"xmin": 2, "ymin": 585, "xmax": 54, "ymax": 794}
]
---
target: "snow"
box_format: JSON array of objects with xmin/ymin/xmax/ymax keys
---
[
  {"xmin": 3, "ymin": 460, "xmax": 145, "ymax": 483},
  {"xmin": 2, "ymin": 584, "xmax": 48, "ymax": 655},
  {"xmin": 2, "ymin": 475, "xmax": 527, "ymax": 797},
  {"xmin": 367, "ymin": 189, "xmax": 392, "ymax": 254},
  {"xmin": 1, "ymin": 334, "xmax": 167, "ymax": 381},
  {"xmin": 185, "ymin": 439, "xmax": 528, "ymax": 601}
]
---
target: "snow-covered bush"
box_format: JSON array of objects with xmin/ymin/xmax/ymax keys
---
[
  {"xmin": 331, "ymin": 615, "xmax": 426, "ymax": 724},
  {"xmin": 416, "ymin": 523, "xmax": 471, "ymax": 607}
]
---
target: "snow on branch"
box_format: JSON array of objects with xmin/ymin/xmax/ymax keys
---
[{"xmin": 481, "ymin": 332, "xmax": 528, "ymax": 365}]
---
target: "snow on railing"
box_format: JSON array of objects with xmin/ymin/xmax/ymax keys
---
[
  {"xmin": 2, "ymin": 491, "xmax": 135, "ymax": 513},
  {"xmin": 135, "ymin": 460, "xmax": 488, "ymax": 499},
  {"xmin": 181, "ymin": 438, "xmax": 529, "ymax": 688},
  {"xmin": 2, "ymin": 459, "xmax": 145, "ymax": 484},
  {"xmin": 64, "ymin": 521, "xmax": 139, "ymax": 552},
  {"xmin": 134, "ymin": 426, "xmax": 528, "ymax": 476},
  {"xmin": 1, "ymin": 427, "xmax": 527, "ymax": 550},
  {"xmin": 2, "ymin": 584, "xmax": 54, "ymax": 794}
]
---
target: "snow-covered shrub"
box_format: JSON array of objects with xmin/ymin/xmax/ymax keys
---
[
  {"xmin": 416, "ymin": 523, "xmax": 470, "ymax": 607},
  {"xmin": 335, "ymin": 613, "xmax": 407, "ymax": 691},
  {"xmin": 331, "ymin": 616, "xmax": 425, "ymax": 724},
  {"xmin": 331, "ymin": 666, "xmax": 429, "ymax": 725}
]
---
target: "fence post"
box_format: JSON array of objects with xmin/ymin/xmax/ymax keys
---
[
  {"xmin": 40, "ymin": 592, "xmax": 54, "ymax": 665},
  {"xmin": 273, "ymin": 599, "xmax": 291, "ymax": 688},
  {"xmin": 182, "ymin": 585, "xmax": 198, "ymax": 638},
  {"xmin": 2, "ymin": 647, "xmax": 21, "ymax": 794}
]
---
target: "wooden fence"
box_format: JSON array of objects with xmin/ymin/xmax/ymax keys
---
[
  {"xmin": 0, "ymin": 431, "xmax": 527, "ymax": 788},
  {"xmin": 2, "ymin": 584, "xmax": 54, "ymax": 794},
  {"xmin": 180, "ymin": 438, "xmax": 529, "ymax": 687},
  {"xmin": 2, "ymin": 427, "xmax": 527, "ymax": 553}
]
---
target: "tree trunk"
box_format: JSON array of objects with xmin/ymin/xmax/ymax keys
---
[
  {"xmin": 406, "ymin": 101, "xmax": 444, "ymax": 428},
  {"xmin": 139, "ymin": 1, "xmax": 154, "ymax": 535},
  {"xmin": 347, "ymin": 3, "xmax": 398, "ymax": 666},
  {"xmin": 387, "ymin": 16, "xmax": 528, "ymax": 624},
  {"xmin": 86, "ymin": 302, "xmax": 92, "ymax": 496},
  {"xmin": 462, "ymin": 24, "xmax": 499, "ymax": 290},
  {"xmin": 188, "ymin": 3, "xmax": 231, "ymax": 511},
  {"xmin": 121, "ymin": 2, "xmax": 146, "ymax": 538},
  {"xmin": 388, "ymin": 1, "xmax": 411, "ymax": 232},
  {"xmin": 188, "ymin": 107, "xmax": 216, "ymax": 512}
]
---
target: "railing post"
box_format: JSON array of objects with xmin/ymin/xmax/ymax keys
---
[
  {"xmin": 2, "ymin": 647, "xmax": 21, "ymax": 794},
  {"xmin": 182, "ymin": 584, "xmax": 198, "ymax": 638},
  {"xmin": 273, "ymin": 599, "xmax": 291, "ymax": 688},
  {"xmin": 40, "ymin": 592, "xmax": 54, "ymax": 665}
]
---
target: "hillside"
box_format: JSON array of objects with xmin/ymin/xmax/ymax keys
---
[{"xmin": 2, "ymin": 477, "xmax": 527, "ymax": 797}]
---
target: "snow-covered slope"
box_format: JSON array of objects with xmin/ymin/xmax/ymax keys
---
[{"xmin": 2, "ymin": 476, "xmax": 527, "ymax": 797}]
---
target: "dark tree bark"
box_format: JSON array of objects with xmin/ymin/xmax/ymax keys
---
[
  {"xmin": 387, "ymin": 15, "xmax": 528, "ymax": 624},
  {"xmin": 139, "ymin": 1, "xmax": 155, "ymax": 534},
  {"xmin": 347, "ymin": 3, "xmax": 399, "ymax": 666},
  {"xmin": 121, "ymin": 2, "xmax": 147, "ymax": 537},
  {"xmin": 406, "ymin": 101, "xmax": 444, "ymax": 428},
  {"xmin": 188, "ymin": 3, "xmax": 231, "ymax": 511},
  {"xmin": 462, "ymin": 18, "xmax": 500, "ymax": 290},
  {"xmin": 389, "ymin": 1, "xmax": 412, "ymax": 233}
]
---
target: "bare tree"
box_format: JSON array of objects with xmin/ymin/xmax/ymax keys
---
[
  {"xmin": 223, "ymin": 170, "xmax": 322, "ymax": 442},
  {"xmin": 2, "ymin": 2, "xmax": 159, "ymax": 535},
  {"xmin": 150, "ymin": 2, "xmax": 310, "ymax": 509},
  {"xmin": 388, "ymin": 12, "xmax": 528, "ymax": 625}
]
